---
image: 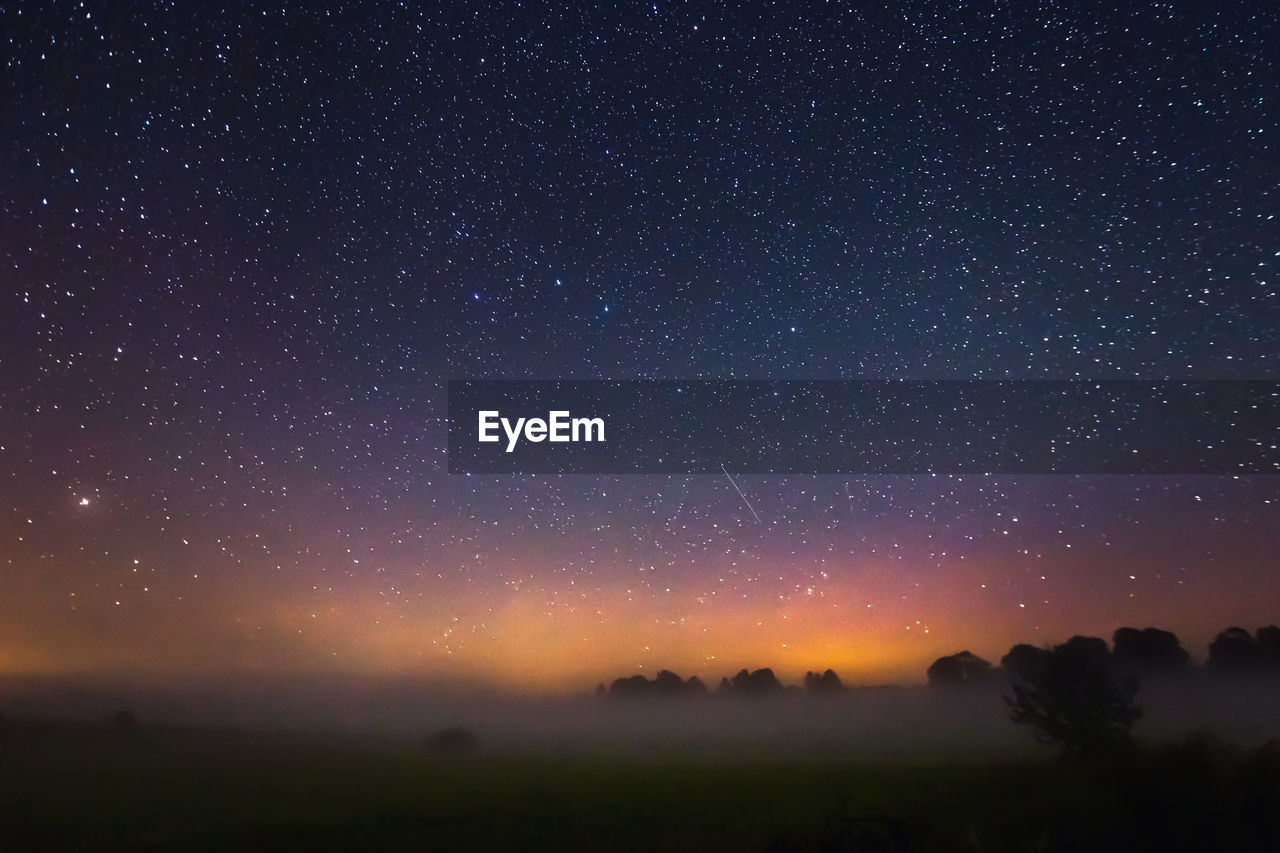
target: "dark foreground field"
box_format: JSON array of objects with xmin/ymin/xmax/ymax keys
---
[{"xmin": 3, "ymin": 721, "xmax": 1279, "ymax": 852}]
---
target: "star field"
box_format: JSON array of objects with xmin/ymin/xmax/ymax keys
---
[{"xmin": 2, "ymin": 1, "xmax": 1278, "ymax": 689}]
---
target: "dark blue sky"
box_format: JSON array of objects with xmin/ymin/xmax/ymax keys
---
[{"xmin": 2, "ymin": 1, "xmax": 1277, "ymax": 687}]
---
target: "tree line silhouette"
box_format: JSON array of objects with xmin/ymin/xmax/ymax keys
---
[
  {"xmin": 599, "ymin": 624, "xmax": 1280, "ymax": 698},
  {"xmin": 926, "ymin": 624, "xmax": 1280, "ymax": 687},
  {"xmin": 597, "ymin": 667, "xmax": 797, "ymax": 698},
  {"xmin": 597, "ymin": 624, "xmax": 1280, "ymax": 754}
]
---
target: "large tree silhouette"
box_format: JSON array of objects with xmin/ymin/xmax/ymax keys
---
[{"xmin": 1004, "ymin": 636, "xmax": 1141, "ymax": 756}]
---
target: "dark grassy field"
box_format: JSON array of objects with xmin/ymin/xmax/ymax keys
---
[{"xmin": 2, "ymin": 720, "xmax": 1278, "ymax": 852}]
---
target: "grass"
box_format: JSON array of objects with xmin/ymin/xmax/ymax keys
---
[{"xmin": 2, "ymin": 719, "xmax": 1277, "ymax": 851}]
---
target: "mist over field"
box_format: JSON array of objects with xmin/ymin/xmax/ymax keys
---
[{"xmin": 6, "ymin": 671, "xmax": 1279, "ymax": 761}]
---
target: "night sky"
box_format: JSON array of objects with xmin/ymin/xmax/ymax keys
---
[{"xmin": 3, "ymin": 2, "xmax": 1278, "ymax": 691}]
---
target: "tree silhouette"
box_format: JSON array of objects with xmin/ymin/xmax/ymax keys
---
[
  {"xmin": 1004, "ymin": 635, "xmax": 1141, "ymax": 756},
  {"xmin": 650, "ymin": 669, "xmax": 707, "ymax": 695},
  {"xmin": 1257, "ymin": 625, "xmax": 1280, "ymax": 666},
  {"xmin": 1207, "ymin": 625, "xmax": 1280, "ymax": 672},
  {"xmin": 1112, "ymin": 626, "xmax": 1190, "ymax": 675},
  {"xmin": 609, "ymin": 674, "xmax": 652, "ymax": 697},
  {"xmin": 651, "ymin": 669, "xmax": 687, "ymax": 694},
  {"xmin": 727, "ymin": 667, "xmax": 783, "ymax": 694},
  {"xmin": 926, "ymin": 650, "xmax": 993, "ymax": 687},
  {"xmin": 1208, "ymin": 627, "xmax": 1262, "ymax": 671},
  {"xmin": 607, "ymin": 670, "xmax": 706, "ymax": 697},
  {"xmin": 803, "ymin": 669, "xmax": 845, "ymax": 695},
  {"xmin": 1001, "ymin": 643, "xmax": 1050, "ymax": 681}
]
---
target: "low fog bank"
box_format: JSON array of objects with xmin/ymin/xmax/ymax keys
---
[{"xmin": 4, "ymin": 672, "xmax": 1278, "ymax": 761}]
